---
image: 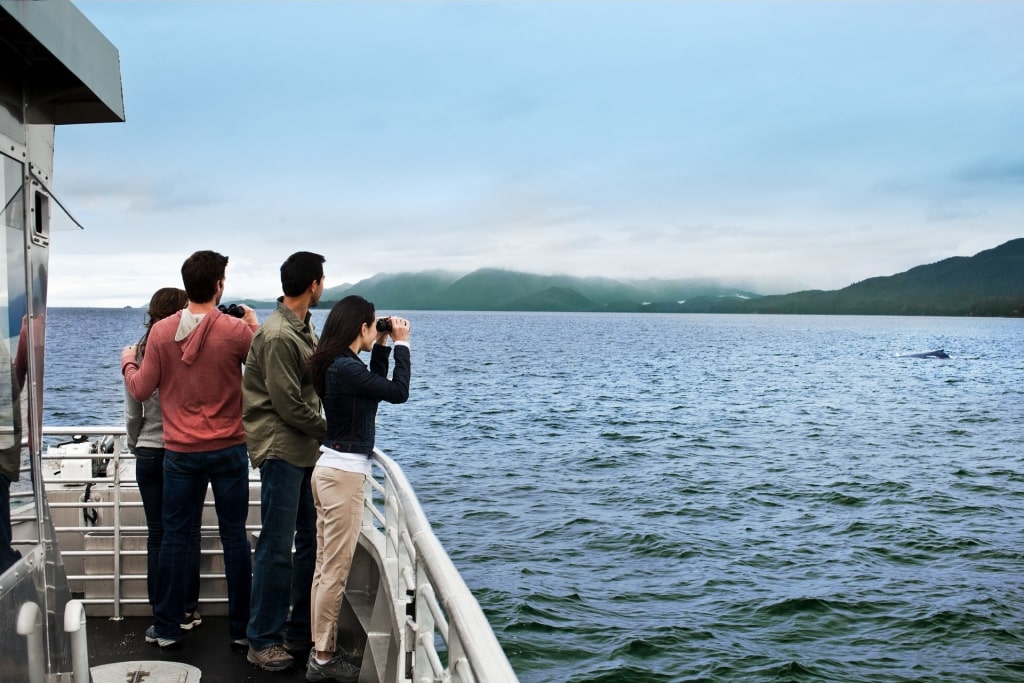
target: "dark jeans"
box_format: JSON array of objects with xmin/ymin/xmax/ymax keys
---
[
  {"xmin": 135, "ymin": 446, "xmax": 203, "ymax": 613},
  {"xmin": 0, "ymin": 473, "xmax": 21, "ymax": 574},
  {"xmin": 246, "ymin": 458, "xmax": 316, "ymax": 650},
  {"xmin": 154, "ymin": 444, "xmax": 252, "ymax": 641}
]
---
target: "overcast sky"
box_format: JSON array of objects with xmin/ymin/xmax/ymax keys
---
[{"xmin": 50, "ymin": 1, "xmax": 1024, "ymax": 307}]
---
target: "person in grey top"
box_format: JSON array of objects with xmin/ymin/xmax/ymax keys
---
[{"xmin": 125, "ymin": 287, "xmax": 204, "ymax": 630}]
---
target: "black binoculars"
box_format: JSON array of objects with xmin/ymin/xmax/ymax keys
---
[
  {"xmin": 375, "ymin": 317, "xmax": 392, "ymax": 333},
  {"xmin": 218, "ymin": 303, "xmax": 245, "ymax": 318}
]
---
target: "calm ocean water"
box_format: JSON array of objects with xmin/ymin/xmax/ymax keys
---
[{"xmin": 44, "ymin": 308, "xmax": 1024, "ymax": 682}]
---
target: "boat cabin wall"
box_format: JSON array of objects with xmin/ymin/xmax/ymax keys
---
[
  {"xmin": 0, "ymin": 118, "xmax": 39, "ymax": 582},
  {"xmin": 1, "ymin": 0, "xmax": 125, "ymax": 676},
  {"xmin": 1, "ymin": 76, "xmax": 73, "ymax": 680}
]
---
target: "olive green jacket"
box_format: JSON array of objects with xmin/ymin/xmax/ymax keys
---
[{"xmin": 242, "ymin": 301, "xmax": 326, "ymax": 468}]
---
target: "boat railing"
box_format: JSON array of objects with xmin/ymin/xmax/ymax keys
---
[
  {"xmin": 367, "ymin": 449, "xmax": 518, "ymax": 683},
  {"xmin": 11, "ymin": 426, "xmax": 255, "ymax": 616},
  {"xmin": 13, "ymin": 426, "xmax": 517, "ymax": 683}
]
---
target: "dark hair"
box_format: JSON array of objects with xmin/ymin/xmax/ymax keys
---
[
  {"xmin": 308, "ymin": 295, "xmax": 375, "ymax": 397},
  {"xmin": 138, "ymin": 287, "xmax": 188, "ymax": 357},
  {"xmin": 181, "ymin": 250, "xmax": 229, "ymax": 304},
  {"xmin": 281, "ymin": 251, "xmax": 325, "ymax": 297}
]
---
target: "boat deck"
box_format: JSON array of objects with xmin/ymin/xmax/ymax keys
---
[
  {"xmin": 33, "ymin": 431, "xmax": 519, "ymax": 683},
  {"xmin": 88, "ymin": 615, "xmax": 314, "ymax": 683}
]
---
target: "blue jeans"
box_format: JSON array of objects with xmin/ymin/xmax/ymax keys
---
[
  {"xmin": 154, "ymin": 444, "xmax": 252, "ymax": 641},
  {"xmin": 246, "ymin": 458, "xmax": 316, "ymax": 650},
  {"xmin": 135, "ymin": 446, "xmax": 203, "ymax": 613}
]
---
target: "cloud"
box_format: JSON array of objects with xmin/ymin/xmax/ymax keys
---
[
  {"xmin": 42, "ymin": 1, "xmax": 1024, "ymax": 306},
  {"xmin": 956, "ymin": 159, "xmax": 1024, "ymax": 185}
]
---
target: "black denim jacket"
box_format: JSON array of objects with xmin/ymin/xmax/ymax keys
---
[{"xmin": 322, "ymin": 344, "xmax": 410, "ymax": 455}]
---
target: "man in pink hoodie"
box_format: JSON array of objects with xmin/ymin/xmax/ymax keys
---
[{"xmin": 122, "ymin": 250, "xmax": 259, "ymax": 649}]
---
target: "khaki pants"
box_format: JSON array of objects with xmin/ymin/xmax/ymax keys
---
[{"xmin": 310, "ymin": 466, "xmax": 365, "ymax": 653}]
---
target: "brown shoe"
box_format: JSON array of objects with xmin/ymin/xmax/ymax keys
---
[{"xmin": 247, "ymin": 643, "xmax": 295, "ymax": 671}]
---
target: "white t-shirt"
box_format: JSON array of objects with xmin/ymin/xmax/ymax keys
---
[{"xmin": 316, "ymin": 445, "xmax": 372, "ymax": 475}]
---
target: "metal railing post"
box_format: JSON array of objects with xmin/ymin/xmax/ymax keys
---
[
  {"xmin": 64, "ymin": 598, "xmax": 90, "ymax": 683},
  {"xmin": 111, "ymin": 446, "xmax": 122, "ymax": 619},
  {"xmin": 16, "ymin": 601, "xmax": 45, "ymax": 683}
]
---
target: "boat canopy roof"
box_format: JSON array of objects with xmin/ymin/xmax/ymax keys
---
[{"xmin": 0, "ymin": 0, "xmax": 124, "ymax": 124}]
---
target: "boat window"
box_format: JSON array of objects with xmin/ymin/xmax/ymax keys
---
[{"xmin": 28, "ymin": 165, "xmax": 81, "ymax": 236}]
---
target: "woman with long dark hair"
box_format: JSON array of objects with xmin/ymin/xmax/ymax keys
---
[
  {"xmin": 124, "ymin": 287, "xmax": 204, "ymax": 630},
  {"xmin": 305, "ymin": 295, "xmax": 410, "ymax": 682}
]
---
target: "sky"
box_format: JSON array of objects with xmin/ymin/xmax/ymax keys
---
[{"xmin": 49, "ymin": 1, "xmax": 1024, "ymax": 307}]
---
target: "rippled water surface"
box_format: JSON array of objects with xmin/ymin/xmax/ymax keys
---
[{"xmin": 45, "ymin": 309, "xmax": 1024, "ymax": 682}]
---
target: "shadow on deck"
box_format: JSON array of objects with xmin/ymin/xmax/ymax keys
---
[{"xmin": 88, "ymin": 615, "xmax": 315, "ymax": 683}]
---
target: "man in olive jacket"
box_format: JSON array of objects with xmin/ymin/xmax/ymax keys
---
[{"xmin": 243, "ymin": 252, "xmax": 327, "ymax": 671}]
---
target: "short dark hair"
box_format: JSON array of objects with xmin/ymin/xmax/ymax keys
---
[
  {"xmin": 281, "ymin": 251, "xmax": 325, "ymax": 297},
  {"xmin": 181, "ymin": 250, "xmax": 229, "ymax": 304}
]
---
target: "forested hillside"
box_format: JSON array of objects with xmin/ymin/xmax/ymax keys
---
[{"xmin": 274, "ymin": 238, "xmax": 1024, "ymax": 317}]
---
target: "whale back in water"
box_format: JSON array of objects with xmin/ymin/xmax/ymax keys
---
[{"xmin": 897, "ymin": 349, "xmax": 950, "ymax": 359}]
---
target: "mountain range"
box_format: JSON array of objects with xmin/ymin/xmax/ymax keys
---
[
  {"xmin": 315, "ymin": 270, "xmax": 761, "ymax": 313},
  {"xmin": 241, "ymin": 238, "xmax": 1024, "ymax": 317}
]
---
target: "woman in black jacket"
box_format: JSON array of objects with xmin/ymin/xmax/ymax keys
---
[{"xmin": 305, "ymin": 295, "xmax": 410, "ymax": 682}]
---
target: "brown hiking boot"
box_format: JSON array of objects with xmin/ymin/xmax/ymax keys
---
[{"xmin": 247, "ymin": 643, "xmax": 295, "ymax": 671}]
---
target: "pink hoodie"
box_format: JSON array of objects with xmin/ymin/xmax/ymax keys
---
[{"xmin": 122, "ymin": 309, "xmax": 257, "ymax": 453}]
